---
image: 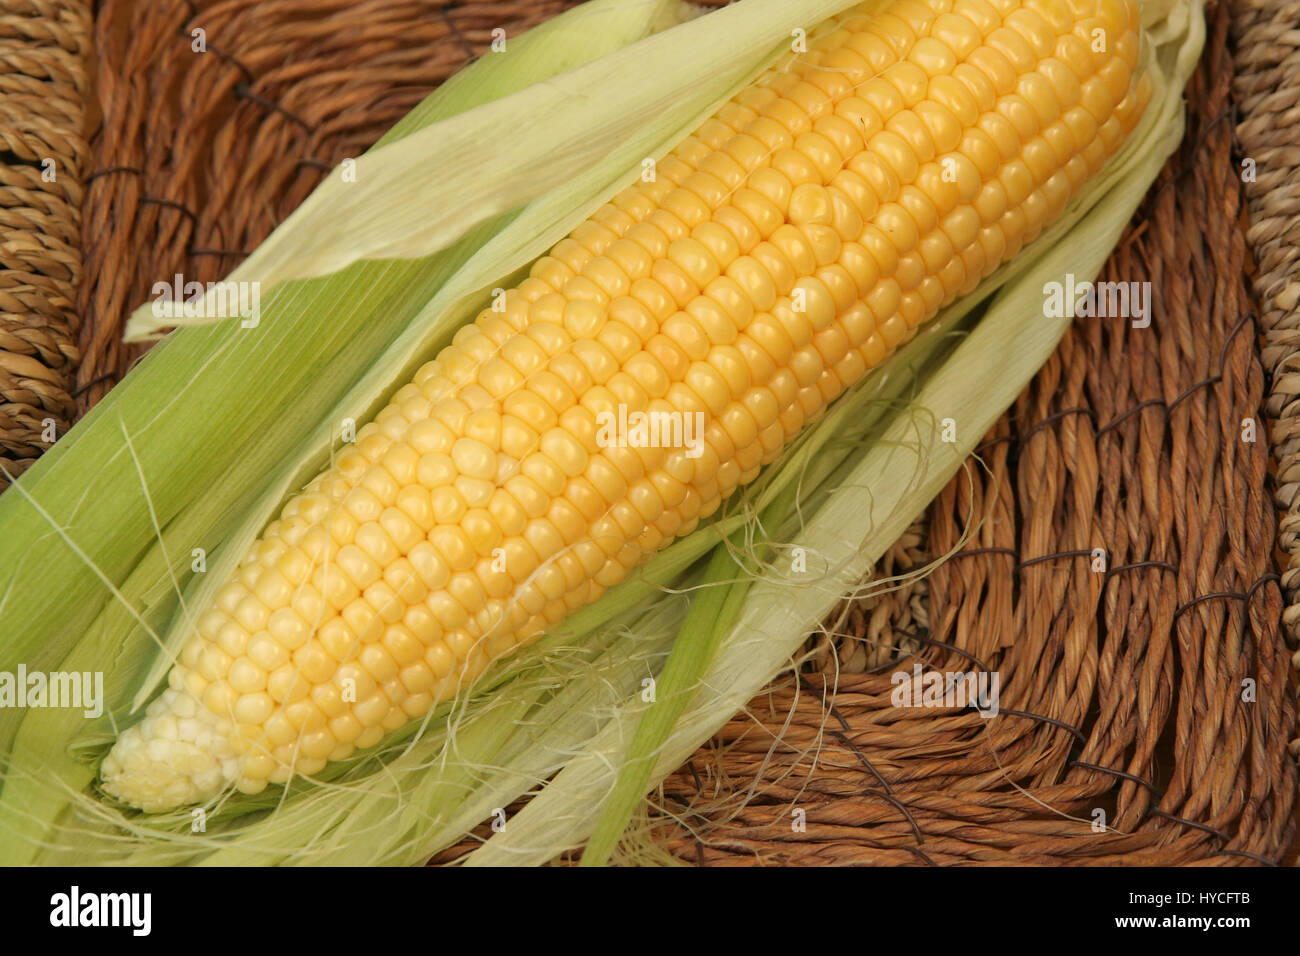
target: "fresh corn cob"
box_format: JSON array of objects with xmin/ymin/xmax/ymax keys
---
[{"xmin": 103, "ymin": 0, "xmax": 1150, "ymax": 811}]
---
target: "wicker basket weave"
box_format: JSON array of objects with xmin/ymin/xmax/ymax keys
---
[
  {"xmin": 0, "ymin": 0, "xmax": 89, "ymax": 485},
  {"xmin": 2, "ymin": 0, "xmax": 1294, "ymax": 864}
]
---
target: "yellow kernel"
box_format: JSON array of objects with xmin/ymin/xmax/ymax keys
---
[
  {"xmin": 908, "ymin": 35, "xmax": 957, "ymax": 74},
  {"xmin": 248, "ymin": 632, "xmax": 290, "ymax": 671},
  {"xmin": 228, "ymin": 657, "xmax": 268, "ymax": 694},
  {"xmin": 310, "ymin": 681, "xmax": 349, "ymax": 719},
  {"xmin": 430, "ymin": 526, "xmax": 477, "ymax": 572},
  {"xmin": 293, "ymin": 645, "xmax": 337, "ymax": 684},
  {"xmin": 354, "ymin": 521, "xmax": 399, "ymax": 568},
  {"xmin": 335, "ymin": 544, "xmax": 380, "ymax": 591},
  {"xmin": 267, "ymin": 665, "xmax": 310, "ymax": 704},
  {"xmin": 661, "ymin": 312, "xmax": 712, "ymax": 362},
  {"xmin": 463, "ymin": 508, "xmax": 504, "ymax": 554},
  {"xmin": 407, "ymin": 541, "xmax": 451, "ymax": 591},
  {"xmin": 866, "ymin": 280, "xmax": 904, "ymax": 326},
  {"xmin": 1005, "ymin": 7, "xmax": 1055, "ymax": 58},
  {"xmin": 561, "ymin": 299, "xmax": 604, "ymax": 340},
  {"xmin": 875, "ymin": 203, "xmax": 920, "ymax": 255},
  {"xmin": 201, "ymin": 681, "xmax": 237, "ymax": 719},
  {"xmin": 214, "ymin": 623, "xmax": 247, "ymax": 659},
  {"xmin": 725, "ymin": 256, "xmax": 778, "ymax": 312},
  {"xmin": 454, "ymin": 476, "xmax": 494, "ymax": 508},
  {"xmin": 751, "ymin": 242, "xmax": 797, "ymax": 297},
  {"xmin": 566, "ymin": 477, "xmax": 607, "ymax": 523},
  {"xmin": 353, "ymin": 693, "xmax": 391, "ymax": 728},
  {"xmin": 941, "ymin": 205, "xmax": 982, "ymax": 250},
  {"xmin": 787, "ymin": 182, "xmax": 832, "ymax": 225},
  {"xmin": 233, "ymin": 692, "xmax": 274, "ymax": 726},
  {"xmin": 195, "ymin": 644, "xmax": 230, "ymax": 683},
  {"xmin": 681, "ymin": 362, "xmax": 730, "ymax": 415},
  {"xmin": 334, "ymin": 662, "xmax": 377, "ymax": 705},
  {"xmin": 536, "ymin": 428, "xmax": 587, "ymax": 478},
  {"xmin": 986, "ymin": 26, "xmax": 1036, "ymax": 73},
  {"xmin": 233, "ymin": 593, "xmax": 270, "ymax": 633},
  {"xmin": 359, "ymin": 644, "xmax": 399, "ymax": 684},
  {"xmin": 999, "ymin": 159, "xmax": 1035, "ymax": 206},
  {"xmin": 415, "ymin": 453, "xmax": 457, "ymax": 490},
  {"xmin": 572, "ymin": 340, "xmax": 620, "ymax": 384},
  {"xmin": 586, "ymin": 457, "xmax": 628, "ymax": 504},
  {"xmin": 685, "ymin": 297, "xmax": 740, "ymax": 348},
  {"xmin": 668, "ymin": 237, "xmax": 721, "ymax": 288},
  {"xmin": 445, "ymin": 438, "xmax": 492, "ymax": 481}
]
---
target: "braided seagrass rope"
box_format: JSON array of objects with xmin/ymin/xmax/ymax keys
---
[
  {"xmin": 1229, "ymin": 2, "xmax": 1300, "ymax": 730},
  {"xmin": 0, "ymin": 0, "xmax": 89, "ymax": 486}
]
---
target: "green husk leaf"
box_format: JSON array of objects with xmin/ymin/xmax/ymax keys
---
[{"xmin": 579, "ymin": 480, "xmax": 798, "ymax": 866}]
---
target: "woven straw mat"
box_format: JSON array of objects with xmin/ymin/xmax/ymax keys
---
[
  {"xmin": 0, "ymin": 0, "xmax": 89, "ymax": 486},
  {"xmin": 5, "ymin": 0, "xmax": 1296, "ymax": 865}
]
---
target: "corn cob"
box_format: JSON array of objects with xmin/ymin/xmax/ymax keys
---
[{"xmin": 103, "ymin": 0, "xmax": 1150, "ymax": 811}]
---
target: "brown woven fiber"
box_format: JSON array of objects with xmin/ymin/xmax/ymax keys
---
[
  {"xmin": 15, "ymin": 0, "xmax": 1296, "ymax": 865},
  {"xmin": 0, "ymin": 0, "xmax": 89, "ymax": 486},
  {"xmin": 646, "ymin": 0, "xmax": 1298, "ymax": 865},
  {"xmin": 1231, "ymin": 0, "xmax": 1300, "ymax": 702}
]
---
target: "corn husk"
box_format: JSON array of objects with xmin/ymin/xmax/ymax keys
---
[{"xmin": 0, "ymin": 0, "xmax": 1203, "ymax": 865}]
